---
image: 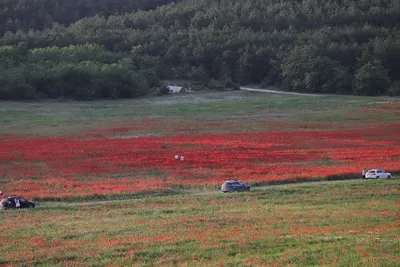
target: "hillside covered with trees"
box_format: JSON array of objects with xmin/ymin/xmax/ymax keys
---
[{"xmin": 1, "ymin": 0, "xmax": 400, "ymax": 100}]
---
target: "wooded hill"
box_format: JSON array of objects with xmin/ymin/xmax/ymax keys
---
[
  {"xmin": 0, "ymin": 0, "xmax": 179, "ymax": 35},
  {"xmin": 1, "ymin": 0, "xmax": 400, "ymax": 100}
]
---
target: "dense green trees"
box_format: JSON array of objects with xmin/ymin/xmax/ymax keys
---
[
  {"xmin": 0, "ymin": 44, "xmax": 160, "ymax": 99},
  {"xmin": 1, "ymin": 0, "xmax": 400, "ymax": 99},
  {"xmin": 0, "ymin": 0, "xmax": 179, "ymax": 35},
  {"xmin": 354, "ymin": 60, "xmax": 390, "ymax": 96}
]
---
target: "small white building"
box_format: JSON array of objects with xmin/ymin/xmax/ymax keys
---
[
  {"xmin": 167, "ymin": 85, "xmax": 194, "ymax": 94},
  {"xmin": 167, "ymin": 85, "xmax": 183, "ymax": 93}
]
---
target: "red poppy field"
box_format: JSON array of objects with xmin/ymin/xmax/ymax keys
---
[
  {"xmin": 1, "ymin": 120, "xmax": 399, "ymax": 199},
  {"xmin": 0, "ymin": 96, "xmax": 400, "ymax": 200}
]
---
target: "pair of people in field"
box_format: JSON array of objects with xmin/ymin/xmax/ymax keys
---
[
  {"xmin": 0, "ymin": 192, "xmax": 20, "ymax": 208},
  {"xmin": 175, "ymin": 154, "xmax": 185, "ymax": 161}
]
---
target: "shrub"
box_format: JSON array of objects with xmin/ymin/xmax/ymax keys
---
[
  {"xmin": 388, "ymin": 81, "xmax": 400, "ymax": 96},
  {"xmin": 157, "ymin": 85, "xmax": 170, "ymax": 95},
  {"xmin": 354, "ymin": 60, "xmax": 390, "ymax": 96},
  {"xmin": 208, "ymin": 79, "xmax": 225, "ymax": 90}
]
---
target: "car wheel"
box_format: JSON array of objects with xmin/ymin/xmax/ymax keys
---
[
  {"xmin": 387, "ymin": 175, "xmax": 391, "ymax": 179},
  {"xmin": 376, "ymin": 176, "xmax": 379, "ymax": 179}
]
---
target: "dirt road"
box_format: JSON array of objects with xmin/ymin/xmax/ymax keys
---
[
  {"xmin": 43, "ymin": 178, "xmax": 362, "ymax": 207},
  {"xmin": 240, "ymin": 87, "xmax": 320, "ymax": 96}
]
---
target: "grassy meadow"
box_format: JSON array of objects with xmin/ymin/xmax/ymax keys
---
[
  {"xmin": 0, "ymin": 90, "xmax": 399, "ymax": 266},
  {"xmin": 1, "ymin": 179, "xmax": 399, "ymax": 266},
  {"xmin": 0, "ymin": 91, "xmax": 399, "ymax": 199},
  {"xmin": 1, "ymin": 91, "xmax": 399, "ymax": 136}
]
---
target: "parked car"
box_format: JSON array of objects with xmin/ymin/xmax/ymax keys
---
[
  {"xmin": 221, "ymin": 180, "xmax": 251, "ymax": 193},
  {"xmin": 364, "ymin": 169, "xmax": 392, "ymax": 179},
  {"xmin": 0, "ymin": 196, "xmax": 35, "ymax": 210}
]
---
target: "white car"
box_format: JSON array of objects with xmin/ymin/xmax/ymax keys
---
[{"xmin": 365, "ymin": 169, "xmax": 392, "ymax": 179}]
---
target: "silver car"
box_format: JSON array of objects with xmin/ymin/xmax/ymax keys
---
[{"xmin": 221, "ymin": 180, "xmax": 251, "ymax": 193}]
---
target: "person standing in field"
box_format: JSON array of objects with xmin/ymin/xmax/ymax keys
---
[
  {"xmin": 14, "ymin": 196, "xmax": 20, "ymax": 208},
  {"xmin": 175, "ymin": 154, "xmax": 179, "ymax": 161},
  {"xmin": 180, "ymin": 155, "xmax": 184, "ymax": 161}
]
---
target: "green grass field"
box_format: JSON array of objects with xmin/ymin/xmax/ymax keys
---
[
  {"xmin": 1, "ymin": 91, "xmax": 398, "ymax": 136},
  {"xmin": 1, "ymin": 179, "xmax": 399, "ymax": 266}
]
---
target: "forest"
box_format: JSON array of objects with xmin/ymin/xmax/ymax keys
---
[{"xmin": 1, "ymin": 0, "xmax": 400, "ymax": 100}]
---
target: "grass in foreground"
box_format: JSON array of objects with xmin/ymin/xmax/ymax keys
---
[{"xmin": 0, "ymin": 179, "xmax": 399, "ymax": 266}]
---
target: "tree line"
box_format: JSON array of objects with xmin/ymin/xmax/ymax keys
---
[
  {"xmin": 1, "ymin": 0, "xmax": 400, "ymax": 100},
  {"xmin": 0, "ymin": 0, "xmax": 179, "ymax": 35}
]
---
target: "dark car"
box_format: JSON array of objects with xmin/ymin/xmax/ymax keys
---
[
  {"xmin": 0, "ymin": 196, "xmax": 35, "ymax": 210},
  {"xmin": 221, "ymin": 180, "xmax": 251, "ymax": 193}
]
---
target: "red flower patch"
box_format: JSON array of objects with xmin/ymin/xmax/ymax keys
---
[{"xmin": 1, "ymin": 124, "xmax": 399, "ymax": 199}]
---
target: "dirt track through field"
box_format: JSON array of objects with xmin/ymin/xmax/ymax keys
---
[
  {"xmin": 240, "ymin": 87, "xmax": 321, "ymax": 96},
  {"xmin": 44, "ymin": 178, "xmax": 364, "ymax": 207}
]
